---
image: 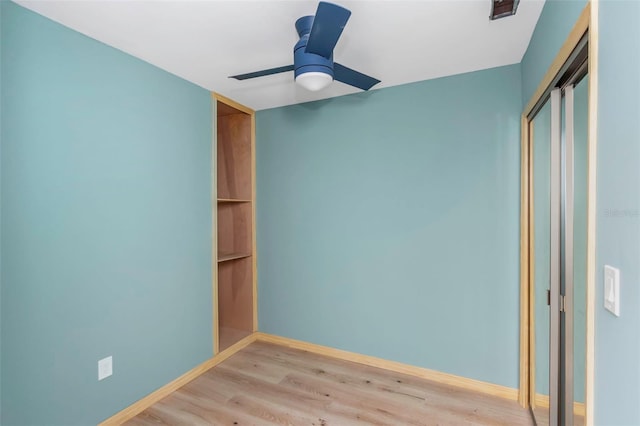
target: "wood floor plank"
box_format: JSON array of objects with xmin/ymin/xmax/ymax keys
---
[
  {"xmin": 151, "ymin": 386, "xmax": 260, "ymax": 426},
  {"xmin": 126, "ymin": 341, "xmax": 535, "ymax": 426},
  {"xmin": 242, "ymin": 342, "xmax": 527, "ymax": 424},
  {"xmin": 210, "ymin": 367, "xmax": 334, "ymax": 416},
  {"xmin": 226, "ymin": 394, "xmax": 323, "ymax": 426},
  {"xmin": 244, "ymin": 342, "xmax": 492, "ymax": 403}
]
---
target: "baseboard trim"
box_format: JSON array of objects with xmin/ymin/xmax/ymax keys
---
[
  {"xmin": 254, "ymin": 332, "xmax": 519, "ymax": 401},
  {"xmin": 98, "ymin": 333, "xmax": 257, "ymax": 425},
  {"xmin": 534, "ymin": 393, "xmax": 586, "ymax": 417}
]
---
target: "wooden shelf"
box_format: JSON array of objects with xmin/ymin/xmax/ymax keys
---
[
  {"xmin": 218, "ymin": 198, "xmax": 251, "ymax": 203},
  {"xmin": 215, "ymin": 96, "xmax": 254, "ymax": 354},
  {"xmin": 218, "ymin": 252, "xmax": 252, "ymax": 263}
]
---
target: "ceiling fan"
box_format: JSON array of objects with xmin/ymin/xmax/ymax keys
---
[{"xmin": 229, "ymin": 2, "xmax": 380, "ymax": 92}]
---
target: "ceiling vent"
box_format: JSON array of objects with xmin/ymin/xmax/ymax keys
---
[{"xmin": 490, "ymin": 0, "xmax": 520, "ymax": 20}]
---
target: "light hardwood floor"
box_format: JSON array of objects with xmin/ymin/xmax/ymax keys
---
[{"xmin": 126, "ymin": 341, "xmax": 534, "ymax": 426}]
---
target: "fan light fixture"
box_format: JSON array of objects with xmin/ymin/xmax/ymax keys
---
[
  {"xmin": 229, "ymin": 2, "xmax": 380, "ymax": 92},
  {"xmin": 296, "ymin": 71, "xmax": 333, "ymax": 91}
]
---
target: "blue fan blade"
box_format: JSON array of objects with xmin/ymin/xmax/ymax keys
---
[
  {"xmin": 229, "ymin": 65, "xmax": 294, "ymax": 80},
  {"xmin": 334, "ymin": 63, "xmax": 380, "ymax": 91},
  {"xmin": 305, "ymin": 2, "xmax": 351, "ymax": 59}
]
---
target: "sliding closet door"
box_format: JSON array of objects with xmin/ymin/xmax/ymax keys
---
[
  {"xmin": 558, "ymin": 70, "xmax": 589, "ymax": 426},
  {"xmin": 529, "ymin": 88, "xmax": 562, "ymax": 426},
  {"xmin": 565, "ymin": 74, "xmax": 589, "ymax": 426},
  {"xmin": 549, "ymin": 89, "xmax": 563, "ymax": 426},
  {"xmin": 531, "ymin": 93, "xmax": 555, "ymax": 426},
  {"xmin": 561, "ymin": 83, "xmax": 575, "ymax": 426},
  {"xmin": 532, "ymin": 80, "xmax": 588, "ymax": 426}
]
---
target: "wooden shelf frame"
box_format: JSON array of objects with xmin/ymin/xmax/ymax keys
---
[
  {"xmin": 217, "ymin": 198, "xmax": 251, "ymax": 203},
  {"xmin": 213, "ymin": 92, "xmax": 257, "ymax": 355}
]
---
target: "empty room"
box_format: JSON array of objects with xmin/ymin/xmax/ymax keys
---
[{"xmin": 1, "ymin": 0, "xmax": 638, "ymax": 425}]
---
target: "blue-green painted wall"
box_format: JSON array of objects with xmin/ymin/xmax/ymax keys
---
[
  {"xmin": 0, "ymin": 1, "xmax": 3, "ymax": 417},
  {"xmin": 256, "ymin": 64, "xmax": 522, "ymax": 388},
  {"xmin": 521, "ymin": 0, "xmax": 588, "ymax": 106},
  {"xmin": 595, "ymin": 1, "xmax": 640, "ymax": 424},
  {"xmin": 0, "ymin": 2, "xmax": 213, "ymax": 424}
]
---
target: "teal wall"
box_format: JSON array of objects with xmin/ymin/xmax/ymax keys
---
[
  {"xmin": 595, "ymin": 1, "xmax": 640, "ymax": 424},
  {"xmin": 0, "ymin": 2, "xmax": 213, "ymax": 424},
  {"xmin": 0, "ymin": 1, "xmax": 3, "ymax": 417},
  {"xmin": 256, "ymin": 64, "xmax": 522, "ymax": 388},
  {"xmin": 521, "ymin": 0, "xmax": 588, "ymax": 106}
]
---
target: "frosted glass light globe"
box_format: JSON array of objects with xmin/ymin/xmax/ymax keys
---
[{"xmin": 295, "ymin": 72, "xmax": 333, "ymax": 91}]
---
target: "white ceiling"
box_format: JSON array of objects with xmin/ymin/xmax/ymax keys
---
[{"xmin": 16, "ymin": 0, "xmax": 545, "ymax": 111}]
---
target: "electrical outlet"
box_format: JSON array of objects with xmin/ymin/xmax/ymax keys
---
[{"xmin": 98, "ymin": 356, "xmax": 113, "ymax": 381}]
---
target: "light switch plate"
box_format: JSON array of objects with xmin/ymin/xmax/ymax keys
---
[
  {"xmin": 98, "ymin": 356, "xmax": 113, "ymax": 381},
  {"xmin": 604, "ymin": 265, "xmax": 620, "ymax": 317}
]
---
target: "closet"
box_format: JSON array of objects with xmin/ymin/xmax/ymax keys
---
[
  {"xmin": 214, "ymin": 94, "xmax": 256, "ymax": 352},
  {"xmin": 524, "ymin": 29, "xmax": 590, "ymax": 426}
]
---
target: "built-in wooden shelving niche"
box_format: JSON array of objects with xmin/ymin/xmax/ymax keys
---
[{"xmin": 215, "ymin": 94, "xmax": 256, "ymax": 352}]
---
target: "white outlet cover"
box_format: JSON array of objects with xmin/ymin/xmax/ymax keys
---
[
  {"xmin": 604, "ymin": 265, "xmax": 620, "ymax": 317},
  {"xmin": 98, "ymin": 356, "xmax": 113, "ymax": 381}
]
